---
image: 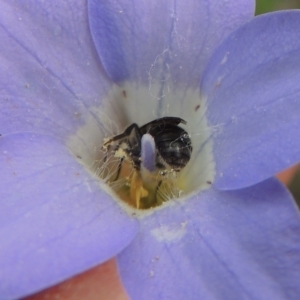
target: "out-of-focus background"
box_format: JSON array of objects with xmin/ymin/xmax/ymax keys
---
[
  {"xmin": 256, "ymin": 0, "xmax": 300, "ymax": 14},
  {"xmin": 256, "ymin": 0, "xmax": 300, "ymax": 206},
  {"xmin": 290, "ymin": 169, "xmax": 300, "ymax": 206}
]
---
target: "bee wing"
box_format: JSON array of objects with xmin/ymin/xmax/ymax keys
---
[{"xmin": 140, "ymin": 117, "xmax": 187, "ymax": 134}]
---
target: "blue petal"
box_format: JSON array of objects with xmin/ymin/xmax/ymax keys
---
[
  {"xmin": 201, "ymin": 11, "xmax": 300, "ymax": 190},
  {"xmin": 0, "ymin": 133, "xmax": 138, "ymax": 299},
  {"xmin": 0, "ymin": 0, "xmax": 110, "ymax": 137},
  {"xmin": 88, "ymin": 0, "xmax": 254, "ymax": 86},
  {"xmin": 117, "ymin": 178, "xmax": 300, "ymax": 300}
]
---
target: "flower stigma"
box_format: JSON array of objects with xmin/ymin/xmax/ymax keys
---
[{"xmin": 68, "ymin": 81, "xmax": 216, "ymax": 213}]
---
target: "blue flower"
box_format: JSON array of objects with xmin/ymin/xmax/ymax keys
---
[{"xmin": 1, "ymin": 0, "xmax": 300, "ymax": 299}]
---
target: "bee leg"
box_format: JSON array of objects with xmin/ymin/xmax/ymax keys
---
[
  {"xmin": 155, "ymin": 180, "xmax": 162, "ymax": 203},
  {"xmin": 103, "ymin": 123, "xmax": 141, "ymax": 149},
  {"xmin": 102, "ymin": 151, "xmax": 108, "ymax": 163},
  {"xmin": 114, "ymin": 157, "xmax": 124, "ymax": 181}
]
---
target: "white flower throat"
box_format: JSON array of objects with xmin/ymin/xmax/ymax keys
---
[{"xmin": 69, "ymin": 81, "xmax": 216, "ymax": 211}]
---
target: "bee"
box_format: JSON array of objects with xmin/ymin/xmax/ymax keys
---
[{"xmin": 102, "ymin": 117, "xmax": 192, "ymax": 208}]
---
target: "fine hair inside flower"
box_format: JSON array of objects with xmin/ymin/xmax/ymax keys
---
[{"xmin": 68, "ymin": 81, "xmax": 216, "ymax": 211}]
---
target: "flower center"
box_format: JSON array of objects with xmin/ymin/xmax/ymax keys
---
[{"xmin": 68, "ymin": 81, "xmax": 216, "ymax": 212}]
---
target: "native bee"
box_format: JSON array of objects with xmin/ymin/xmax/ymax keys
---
[{"xmin": 102, "ymin": 117, "xmax": 192, "ymax": 208}]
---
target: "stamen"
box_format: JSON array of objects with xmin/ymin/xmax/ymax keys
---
[{"xmin": 130, "ymin": 170, "xmax": 149, "ymax": 209}]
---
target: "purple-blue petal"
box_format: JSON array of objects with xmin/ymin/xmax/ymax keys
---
[
  {"xmin": 201, "ymin": 11, "xmax": 300, "ymax": 190},
  {"xmin": 0, "ymin": 0, "xmax": 110, "ymax": 137},
  {"xmin": 118, "ymin": 178, "xmax": 300, "ymax": 300},
  {"xmin": 88, "ymin": 0, "xmax": 254, "ymax": 86},
  {"xmin": 0, "ymin": 133, "xmax": 138, "ymax": 299}
]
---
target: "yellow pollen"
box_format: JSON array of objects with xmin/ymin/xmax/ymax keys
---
[{"xmin": 130, "ymin": 170, "xmax": 149, "ymax": 208}]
